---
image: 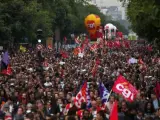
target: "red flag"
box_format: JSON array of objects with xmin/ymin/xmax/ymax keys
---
[
  {"xmin": 114, "ymin": 41, "xmax": 121, "ymax": 48},
  {"xmin": 109, "ymin": 101, "xmax": 118, "ymax": 120},
  {"xmin": 147, "ymin": 45, "xmax": 152, "ymax": 51},
  {"xmin": 123, "ymin": 41, "xmax": 130, "ymax": 48},
  {"xmin": 73, "ymin": 47, "xmax": 81, "ymax": 55},
  {"xmin": 63, "ymin": 103, "xmax": 73, "ymax": 115},
  {"xmin": 48, "ymin": 44, "xmax": 52, "ymax": 49},
  {"xmin": 75, "ymin": 37, "xmax": 80, "ymax": 44},
  {"xmin": 83, "ymin": 37, "xmax": 89, "ymax": 45},
  {"xmin": 91, "ymin": 64, "xmax": 98, "ymax": 77},
  {"xmin": 138, "ymin": 57, "xmax": 144, "ymax": 64},
  {"xmin": 60, "ymin": 51, "xmax": 68, "ymax": 59},
  {"xmin": 74, "ymin": 82, "xmax": 87, "ymax": 108},
  {"xmin": 64, "ymin": 37, "xmax": 67, "ymax": 43},
  {"xmin": 96, "ymin": 58, "xmax": 101, "ymax": 65},
  {"xmin": 81, "ymin": 43, "xmax": 85, "ymax": 53},
  {"xmin": 116, "ymin": 32, "xmax": 123, "ymax": 38},
  {"xmin": 1, "ymin": 65, "xmax": 12, "ymax": 75},
  {"xmin": 154, "ymin": 82, "xmax": 160, "ymax": 98},
  {"xmin": 112, "ymin": 75, "xmax": 138, "ymax": 102},
  {"xmin": 91, "ymin": 59, "xmax": 100, "ymax": 77},
  {"xmin": 90, "ymin": 43, "xmax": 98, "ymax": 51},
  {"xmin": 106, "ymin": 41, "xmax": 113, "ymax": 48}
]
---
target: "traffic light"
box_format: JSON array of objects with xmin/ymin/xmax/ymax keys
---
[{"xmin": 37, "ymin": 29, "xmax": 43, "ymax": 40}]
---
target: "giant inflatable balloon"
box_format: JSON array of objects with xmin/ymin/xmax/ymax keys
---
[
  {"xmin": 104, "ymin": 23, "xmax": 117, "ymax": 39},
  {"xmin": 84, "ymin": 14, "xmax": 101, "ymax": 35},
  {"xmin": 112, "ymin": 25, "xmax": 117, "ymax": 37}
]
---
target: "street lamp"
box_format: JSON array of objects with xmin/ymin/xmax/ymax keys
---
[
  {"xmin": 38, "ymin": 39, "xmax": 41, "ymax": 43},
  {"xmin": 37, "ymin": 29, "xmax": 43, "ymax": 43}
]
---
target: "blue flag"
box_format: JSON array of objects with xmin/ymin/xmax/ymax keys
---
[
  {"xmin": 99, "ymin": 82, "xmax": 110, "ymax": 104},
  {"xmin": 2, "ymin": 51, "xmax": 9, "ymax": 65}
]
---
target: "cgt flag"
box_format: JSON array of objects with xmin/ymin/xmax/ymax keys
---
[
  {"xmin": 112, "ymin": 75, "xmax": 138, "ymax": 102},
  {"xmin": 74, "ymin": 82, "xmax": 87, "ymax": 108}
]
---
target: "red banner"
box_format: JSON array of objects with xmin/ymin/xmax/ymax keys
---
[{"xmin": 112, "ymin": 75, "xmax": 138, "ymax": 102}]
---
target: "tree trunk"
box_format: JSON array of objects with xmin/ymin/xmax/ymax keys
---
[{"xmin": 55, "ymin": 27, "xmax": 61, "ymax": 52}]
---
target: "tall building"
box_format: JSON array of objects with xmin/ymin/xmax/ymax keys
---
[
  {"xmin": 91, "ymin": 0, "xmax": 127, "ymax": 20},
  {"xmin": 106, "ymin": 6, "xmax": 122, "ymax": 21}
]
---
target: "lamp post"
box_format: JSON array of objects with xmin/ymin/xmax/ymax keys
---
[
  {"xmin": 38, "ymin": 39, "xmax": 41, "ymax": 43},
  {"xmin": 37, "ymin": 29, "xmax": 43, "ymax": 44}
]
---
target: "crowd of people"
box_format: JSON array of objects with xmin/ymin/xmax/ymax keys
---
[{"xmin": 0, "ymin": 40, "xmax": 160, "ymax": 120}]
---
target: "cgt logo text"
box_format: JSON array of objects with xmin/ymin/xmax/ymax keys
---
[
  {"xmin": 87, "ymin": 21, "xmax": 95, "ymax": 30},
  {"xmin": 116, "ymin": 83, "xmax": 134, "ymax": 101}
]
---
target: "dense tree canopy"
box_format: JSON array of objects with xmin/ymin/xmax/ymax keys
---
[
  {"xmin": 119, "ymin": 0, "xmax": 160, "ymax": 46},
  {"xmin": 0, "ymin": 0, "xmax": 128, "ymax": 45}
]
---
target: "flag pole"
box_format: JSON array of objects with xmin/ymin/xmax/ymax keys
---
[{"xmin": 107, "ymin": 89, "xmax": 113, "ymax": 101}]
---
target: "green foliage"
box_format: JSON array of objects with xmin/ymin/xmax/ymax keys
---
[
  {"xmin": 0, "ymin": 0, "xmax": 52, "ymax": 44},
  {"xmin": 0, "ymin": 0, "xmax": 127, "ymax": 44},
  {"xmin": 119, "ymin": 0, "xmax": 160, "ymax": 46}
]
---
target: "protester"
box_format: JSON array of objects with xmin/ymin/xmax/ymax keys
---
[{"xmin": 0, "ymin": 38, "xmax": 159, "ymax": 120}]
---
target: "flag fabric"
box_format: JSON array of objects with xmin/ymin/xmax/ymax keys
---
[
  {"xmin": 91, "ymin": 59, "xmax": 100, "ymax": 77},
  {"xmin": 106, "ymin": 41, "xmax": 113, "ymax": 48},
  {"xmin": 1, "ymin": 51, "xmax": 12, "ymax": 75},
  {"xmin": 109, "ymin": 101, "xmax": 118, "ymax": 120},
  {"xmin": 91, "ymin": 64, "xmax": 98, "ymax": 77},
  {"xmin": 2, "ymin": 51, "xmax": 9, "ymax": 66},
  {"xmin": 73, "ymin": 47, "xmax": 79, "ymax": 56},
  {"xmin": 86, "ymin": 82, "xmax": 91, "ymax": 109},
  {"xmin": 116, "ymin": 32, "xmax": 123, "ymax": 38},
  {"xmin": 63, "ymin": 103, "xmax": 73, "ymax": 115},
  {"xmin": 1, "ymin": 61, "xmax": 7, "ymax": 71},
  {"xmin": 112, "ymin": 75, "xmax": 138, "ymax": 102},
  {"xmin": 1, "ymin": 64, "xmax": 12, "ymax": 75},
  {"xmin": 83, "ymin": 37, "xmax": 89, "ymax": 45},
  {"xmin": 96, "ymin": 58, "xmax": 101, "ymax": 65},
  {"xmin": 74, "ymin": 82, "xmax": 87, "ymax": 108},
  {"xmin": 113, "ymin": 41, "xmax": 121, "ymax": 48},
  {"xmin": 64, "ymin": 37, "xmax": 67, "ymax": 44},
  {"xmin": 20, "ymin": 45, "xmax": 26, "ymax": 52},
  {"xmin": 128, "ymin": 58, "xmax": 137, "ymax": 64},
  {"xmin": 75, "ymin": 36, "xmax": 80, "ymax": 44},
  {"xmin": 99, "ymin": 82, "xmax": 110, "ymax": 104},
  {"xmin": 60, "ymin": 51, "xmax": 69, "ymax": 59},
  {"xmin": 154, "ymin": 82, "xmax": 160, "ymax": 98},
  {"xmin": 74, "ymin": 47, "xmax": 83, "ymax": 56},
  {"xmin": 48, "ymin": 44, "xmax": 52, "ymax": 49},
  {"xmin": 147, "ymin": 45, "xmax": 152, "ymax": 51},
  {"xmin": 123, "ymin": 41, "xmax": 130, "ymax": 48},
  {"xmin": 138, "ymin": 57, "xmax": 144, "ymax": 64},
  {"xmin": 90, "ymin": 43, "xmax": 98, "ymax": 52}
]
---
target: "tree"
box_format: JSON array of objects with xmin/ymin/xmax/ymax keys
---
[
  {"xmin": 0, "ymin": 0, "xmax": 52, "ymax": 45},
  {"xmin": 119, "ymin": 0, "xmax": 160, "ymax": 47},
  {"xmin": 0, "ymin": 0, "xmax": 128, "ymax": 46}
]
